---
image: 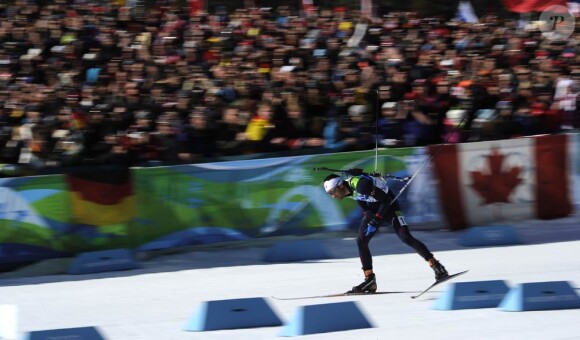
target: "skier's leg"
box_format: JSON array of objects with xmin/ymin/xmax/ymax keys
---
[
  {"xmin": 390, "ymin": 210, "xmax": 433, "ymax": 260},
  {"xmin": 348, "ymin": 217, "xmax": 377, "ymax": 293},
  {"xmin": 390, "ymin": 209, "xmax": 449, "ymax": 280},
  {"xmin": 356, "ymin": 215, "xmax": 377, "ymax": 270}
]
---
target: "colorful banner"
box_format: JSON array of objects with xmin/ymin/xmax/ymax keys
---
[
  {"xmin": 0, "ymin": 148, "xmax": 433, "ymax": 264},
  {"xmin": 431, "ymin": 135, "xmax": 573, "ymax": 230}
]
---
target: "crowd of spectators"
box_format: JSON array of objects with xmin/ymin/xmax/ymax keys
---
[{"xmin": 0, "ymin": 1, "xmax": 579, "ymax": 172}]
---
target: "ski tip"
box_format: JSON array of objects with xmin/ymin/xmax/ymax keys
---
[{"xmin": 410, "ymin": 270, "xmax": 470, "ymax": 300}]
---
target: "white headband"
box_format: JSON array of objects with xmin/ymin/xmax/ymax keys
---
[{"xmin": 323, "ymin": 177, "xmax": 343, "ymax": 193}]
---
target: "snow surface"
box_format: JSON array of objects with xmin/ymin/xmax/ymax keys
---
[{"xmin": 1, "ymin": 214, "xmax": 580, "ymax": 340}]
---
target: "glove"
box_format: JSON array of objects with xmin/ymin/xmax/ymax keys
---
[
  {"xmin": 364, "ymin": 224, "xmax": 377, "ymax": 236},
  {"xmin": 364, "ymin": 219, "xmax": 380, "ymax": 237}
]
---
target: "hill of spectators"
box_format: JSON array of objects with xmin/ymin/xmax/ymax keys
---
[{"xmin": 0, "ymin": 1, "xmax": 578, "ymax": 174}]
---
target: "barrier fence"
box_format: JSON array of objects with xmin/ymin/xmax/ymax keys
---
[{"xmin": 0, "ymin": 133, "xmax": 578, "ymax": 266}]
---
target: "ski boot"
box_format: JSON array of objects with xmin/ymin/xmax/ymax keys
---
[
  {"xmin": 347, "ymin": 272, "xmax": 377, "ymax": 294},
  {"xmin": 429, "ymin": 258, "xmax": 449, "ymax": 281}
]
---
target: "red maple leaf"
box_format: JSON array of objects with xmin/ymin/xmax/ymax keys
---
[{"xmin": 469, "ymin": 147, "xmax": 523, "ymax": 205}]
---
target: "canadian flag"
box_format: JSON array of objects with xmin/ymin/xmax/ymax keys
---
[
  {"xmin": 502, "ymin": 0, "xmax": 568, "ymax": 13},
  {"xmin": 430, "ymin": 134, "xmax": 573, "ymax": 230}
]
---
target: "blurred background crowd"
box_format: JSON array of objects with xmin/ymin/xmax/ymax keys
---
[{"xmin": 0, "ymin": 0, "xmax": 579, "ymax": 174}]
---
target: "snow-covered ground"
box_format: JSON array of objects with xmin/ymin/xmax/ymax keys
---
[{"xmin": 1, "ymin": 214, "xmax": 580, "ymax": 340}]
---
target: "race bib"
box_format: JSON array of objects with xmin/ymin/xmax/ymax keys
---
[{"xmin": 395, "ymin": 211, "xmax": 408, "ymax": 226}]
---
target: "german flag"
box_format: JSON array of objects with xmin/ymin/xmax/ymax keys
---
[{"xmin": 66, "ymin": 168, "xmax": 136, "ymax": 226}]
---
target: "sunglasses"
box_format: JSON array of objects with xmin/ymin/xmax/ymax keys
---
[{"xmin": 327, "ymin": 186, "xmax": 340, "ymax": 196}]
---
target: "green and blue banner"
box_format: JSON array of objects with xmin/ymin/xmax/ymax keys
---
[{"xmin": 0, "ymin": 147, "xmax": 431, "ymax": 265}]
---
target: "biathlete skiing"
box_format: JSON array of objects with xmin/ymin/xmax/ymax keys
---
[{"xmin": 323, "ymin": 170, "xmax": 450, "ymax": 294}]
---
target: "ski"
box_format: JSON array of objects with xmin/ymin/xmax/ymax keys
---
[
  {"xmin": 272, "ymin": 291, "xmax": 403, "ymax": 300},
  {"xmin": 411, "ymin": 270, "xmax": 469, "ymax": 299}
]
